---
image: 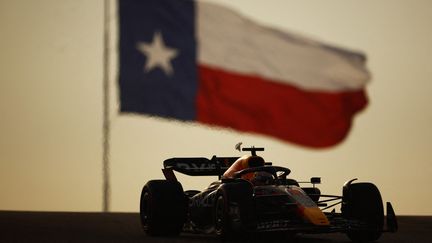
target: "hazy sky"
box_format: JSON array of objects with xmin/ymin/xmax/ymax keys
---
[{"xmin": 0, "ymin": 0, "xmax": 431, "ymax": 215}]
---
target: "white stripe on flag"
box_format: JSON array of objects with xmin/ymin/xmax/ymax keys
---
[{"xmin": 197, "ymin": 1, "xmax": 370, "ymax": 92}]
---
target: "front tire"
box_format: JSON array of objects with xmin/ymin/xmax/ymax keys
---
[
  {"xmin": 214, "ymin": 181, "xmax": 254, "ymax": 239},
  {"xmin": 215, "ymin": 194, "xmax": 231, "ymax": 239},
  {"xmin": 140, "ymin": 180, "xmax": 187, "ymax": 236},
  {"xmin": 342, "ymin": 182, "xmax": 384, "ymax": 242}
]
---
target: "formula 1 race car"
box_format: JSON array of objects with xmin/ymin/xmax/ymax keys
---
[{"xmin": 139, "ymin": 146, "xmax": 398, "ymax": 242}]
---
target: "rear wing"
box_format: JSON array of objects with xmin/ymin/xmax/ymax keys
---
[{"xmin": 163, "ymin": 156, "xmax": 239, "ymax": 178}]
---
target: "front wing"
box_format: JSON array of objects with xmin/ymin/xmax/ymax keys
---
[{"xmin": 226, "ymin": 199, "xmax": 397, "ymax": 234}]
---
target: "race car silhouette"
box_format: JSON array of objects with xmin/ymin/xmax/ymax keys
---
[{"xmin": 139, "ymin": 146, "xmax": 397, "ymax": 242}]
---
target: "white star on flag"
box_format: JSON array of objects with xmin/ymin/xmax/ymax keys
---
[{"xmin": 136, "ymin": 31, "xmax": 178, "ymax": 76}]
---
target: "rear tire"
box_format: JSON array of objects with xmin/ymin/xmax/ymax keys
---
[
  {"xmin": 342, "ymin": 182, "xmax": 384, "ymax": 242},
  {"xmin": 140, "ymin": 180, "xmax": 187, "ymax": 236}
]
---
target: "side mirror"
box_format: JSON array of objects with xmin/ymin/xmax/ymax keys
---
[{"xmin": 310, "ymin": 177, "xmax": 321, "ymax": 184}]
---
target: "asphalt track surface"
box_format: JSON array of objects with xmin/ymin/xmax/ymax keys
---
[{"xmin": 0, "ymin": 211, "xmax": 430, "ymax": 243}]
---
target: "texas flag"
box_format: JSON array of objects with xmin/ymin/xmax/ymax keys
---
[{"xmin": 118, "ymin": 0, "xmax": 370, "ymax": 148}]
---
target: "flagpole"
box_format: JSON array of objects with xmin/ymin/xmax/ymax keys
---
[{"xmin": 102, "ymin": 0, "xmax": 111, "ymax": 212}]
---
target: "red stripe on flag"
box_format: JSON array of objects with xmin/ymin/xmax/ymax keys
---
[{"xmin": 196, "ymin": 65, "xmax": 367, "ymax": 147}]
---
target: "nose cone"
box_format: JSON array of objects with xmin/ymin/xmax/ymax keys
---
[{"xmin": 301, "ymin": 207, "xmax": 330, "ymax": 226}]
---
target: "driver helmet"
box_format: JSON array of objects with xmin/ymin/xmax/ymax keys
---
[{"xmin": 241, "ymin": 156, "xmax": 265, "ymax": 180}]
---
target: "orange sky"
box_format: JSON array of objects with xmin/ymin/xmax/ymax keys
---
[{"xmin": 0, "ymin": 0, "xmax": 431, "ymax": 215}]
